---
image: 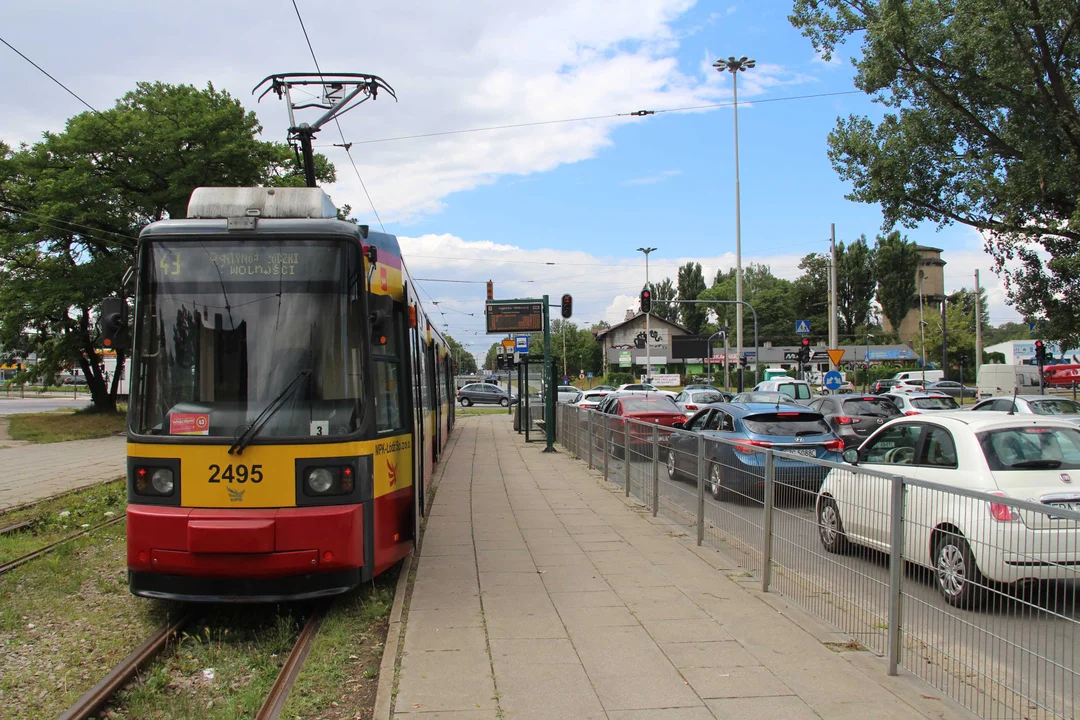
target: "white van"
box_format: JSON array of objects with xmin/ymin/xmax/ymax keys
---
[
  {"xmin": 752, "ymin": 379, "xmax": 813, "ymax": 403},
  {"xmin": 893, "ymin": 369, "xmax": 943, "ymax": 383},
  {"xmin": 976, "ymin": 364, "xmax": 1041, "ymax": 399}
]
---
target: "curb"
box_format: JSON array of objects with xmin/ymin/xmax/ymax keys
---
[{"xmin": 372, "ymin": 552, "xmax": 411, "ymax": 720}]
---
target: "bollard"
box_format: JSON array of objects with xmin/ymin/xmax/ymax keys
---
[
  {"xmin": 696, "ymin": 435, "xmax": 705, "ymax": 546},
  {"xmin": 761, "ymin": 450, "xmax": 775, "ymax": 592},
  {"xmin": 624, "ymin": 420, "xmax": 631, "ymax": 497},
  {"xmin": 887, "ymin": 475, "xmax": 906, "ymax": 676},
  {"xmin": 652, "ymin": 425, "xmax": 659, "ymax": 517}
]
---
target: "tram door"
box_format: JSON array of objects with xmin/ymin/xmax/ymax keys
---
[
  {"xmin": 427, "ymin": 342, "xmax": 439, "ymax": 465},
  {"xmin": 409, "ymin": 315, "xmax": 425, "ymax": 529}
]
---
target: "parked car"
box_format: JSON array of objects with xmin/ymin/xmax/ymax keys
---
[
  {"xmin": 924, "ymin": 380, "xmax": 976, "ymax": 399},
  {"xmin": 457, "ymin": 383, "xmax": 516, "ymax": 407},
  {"xmin": 595, "ymin": 393, "xmax": 686, "ymax": 456},
  {"xmin": 870, "ymin": 379, "xmax": 898, "ymax": 394},
  {"xmin": 673, "ymin": 389, "xmax": 731, "ymax": 417},
  {"xmin": 557, "ymin": 386, "xmax": 582, "ymax": 404},
  {"xmin": 971, "ymin": 395, "xmax": 1080, "ymax": 423},
  {"xmin": 807, "ymin": 395, "xmax": 902, "ymax": 447},
  {"xmin": 575, "ymin": 390, "xmax": 609, "ymax": 409},
  {"xmin": 882, "ymin": 392, "xmax": 960, "ymax": 415},
  {"xmin": 730, "ymin": 392, "xmax": 800, "ymax": 406},
  {"xmin": 752, "ymin": 379, "xmax": 813, "ymax": 404},
  {"xmin": 820, "ymin": 413, "xmax": 1080, "ymax": 607},
  {"xmin": 666, "ymin": 402, "xmax": 844, "ymax": 499}
]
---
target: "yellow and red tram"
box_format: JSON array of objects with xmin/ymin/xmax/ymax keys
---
[{"xmin": 124, "ymin": 187, "xmax": 452, "ymax": 601}]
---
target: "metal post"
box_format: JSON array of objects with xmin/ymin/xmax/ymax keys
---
[
  {"xmin": 829, "ymin": 223, "xmax": 837, "ymax": 350},
  {"xmin": 587, "ymin": 412, "xmax": 593, "ymax": 469},
  {"xmin": 762, "ymin": 450, "xmax": 775, "ymax": 592},
  {"xmin": 624, "ymin": 420, "xmax": 631, "ymax": 497},
  {"xmin": 724, "ymin": 332, "xmax": 730, "ymax": 392},
  {"xmin": 603, "ymin": 419, "xmax": 610, "ymax": 482},
  {"xmin": 696, "ymin": 436, "xmax": 705, "ymax": 546},
  {"xmin": 974, "ymin": 270, "xmax": 983, "ymax": 376},
  {"xmin": 651, "ymin": 425, "xmax": 659, "ymax": 517},
  {"xmin": 887, "ymin": 475, "xmax": 906, "ymax": 676},
  {"xmin": 733, "ymin": 71, "xmax": 744, "ymax": 367},
  {"xmin": 543, "ymin": 295, "xmax": 555, "ymax": 452}
]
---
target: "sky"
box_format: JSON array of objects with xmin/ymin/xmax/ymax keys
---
[{"xmin": 2, "ymin": 1, "xmax": 1021, "ymax": 363}]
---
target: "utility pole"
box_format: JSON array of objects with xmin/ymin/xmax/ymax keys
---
[
  {"xmin": 829, "ymin": 223, "xmax": 838, "ymax": 350},
  {"xmin": 974, "ymin": 270, "xmax": 983, "ymax": 377},
  {"xmin": 637, "ymin": 247, "xmax": 656, "ymax": 382},
  {"xmin": 918, "ymin": 270, "xmax": 927, "ymax": 385},
  {"xmin": 942, "ymin": 297, "xmax": 948, "ymax": 381}
]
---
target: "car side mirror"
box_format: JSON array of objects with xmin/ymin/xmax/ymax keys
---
[
  {"xmin": 843, "ymin": 449, "xmax": 859, "ymax": 465},
  {"xmin": 368, "ymin": 293, "xmax": 393, "ymax": 346},
  {"xmin": 672, "ymin": 421, "xmax": 685, "ymax": 429}
]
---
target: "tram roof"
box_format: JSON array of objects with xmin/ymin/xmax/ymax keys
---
[{"xmin": 188, "ymin": 187, "xmax": 339, "ymax": 219}]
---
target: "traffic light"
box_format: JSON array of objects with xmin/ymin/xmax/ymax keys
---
[
  {"xmin": 99, "ymin": 297, "xmax": 128, "ymax": 351},
  {"xmin": 739, "ymin": 354, "xmax": 748, "ymax": 369},
  {"xmin": 561, "ymin": 293, "xmax": 573, "ymax": 319},
  {"xmin": 640, "ymin": 287, "xmax": 652, "ymax": 314},
  {"xmin": 1035, "ymin": 339, "xmax": 1047, "ymax": 367},
  {"xmin": 798, "ymin": 337, "xmax": 811, "ymax": 364}
]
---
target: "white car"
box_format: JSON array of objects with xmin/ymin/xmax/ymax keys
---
[
  {"xmin": 556, "ymin": 386, "xmax": 582, "ymax": 404},
  {"xmin": 892, "ymin": 378, "xmax": 927, "ymax": 393},
  {"xmin": 882, "ymin": 392, "xmax": 959, "ymax": 415},
  {"xmin": 575, "ymin": 390, "xmax": 609, "ymax": 408},
  {"xmin": 971, "ymin": 395, "xmax": 1080, "ymax": 424},
  {"xmin": 818, "ymin": 413, "xmax": 1080, "ymax": 608},
  {"xmin": 617, "ymin": 383, "xmax": 675, "ymax": 398}
]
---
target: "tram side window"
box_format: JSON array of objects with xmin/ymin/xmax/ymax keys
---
[{"xmin": 373, "ymin": 304, "xmax": 406, "ymax": 432}]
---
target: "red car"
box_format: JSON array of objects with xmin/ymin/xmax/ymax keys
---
[{"xmin": 599, "ymin": 393, "xmax": 687, "ymax": 457}]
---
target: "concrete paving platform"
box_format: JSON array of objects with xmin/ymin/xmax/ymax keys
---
[
  {"xmin": 0, "ymin": 435, "xmax": 125, "ymax": 510},
  {"xmin": 389, "ymin": 415, "xmax": 976, "ymax": 720}
]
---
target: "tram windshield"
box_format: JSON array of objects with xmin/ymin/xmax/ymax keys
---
[{"xmin": 131, "ymin": 239, "xmax": 367, "ymax": 438}]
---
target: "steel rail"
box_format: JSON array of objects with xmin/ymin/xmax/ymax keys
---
[
  {"xmin": 255, "ymin": 602, "xmax": 329, "ymax": 720},
  {"xmin": 0, "ymin": 519, "xmax": 33, "ymax": 535},
  {"xmin": 58, "ymin": 611, "xmax": 192, "ymax": 720},
  {"xmin": 0, "ymin": 515, "xmax": 125, "ymax": 576}
]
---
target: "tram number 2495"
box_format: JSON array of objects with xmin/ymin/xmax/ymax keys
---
[{"xmin": 208, "ymin": 464, "xmax": 264, "ymax": 484}]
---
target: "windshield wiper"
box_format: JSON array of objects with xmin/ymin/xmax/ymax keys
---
[
  {"xmin": 1010, "ymin": 459, "xmax": 1063, "ymax": 469},
  {"xmin": 228, "ymin": 369, "xmax": 311, "ymax": 456}
]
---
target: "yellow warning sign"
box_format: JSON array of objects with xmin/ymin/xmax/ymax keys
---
[
  {"xmin": 501, "ymin": 339, "xmax": 515, "ymax": 350},
  {"xmin": 827, "ymin": 349, "xmax": 845, "ymax": 367}
]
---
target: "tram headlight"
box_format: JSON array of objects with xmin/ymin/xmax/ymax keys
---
[
  {"xmin": 151, "ymin": 468, "xmax": 174, "ymax": 494},
  {"xmin": 307, "ymin": 468, "xmax": 335, "ymax": 494}
]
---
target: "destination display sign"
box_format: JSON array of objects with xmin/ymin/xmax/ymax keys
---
[
  {"xmin": 150, "ymin": 242, "xmax": 346, "ymax": 284},
  {"xmin": 486, "ymin": 301, "xmax": 543, "ymax": 334}
]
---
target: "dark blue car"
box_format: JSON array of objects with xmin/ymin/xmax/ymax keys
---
[{"xmin": 665, "ymin": 402, "xmax": 845, "ymax": 499}]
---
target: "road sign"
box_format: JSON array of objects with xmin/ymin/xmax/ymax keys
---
[
  {"xmin": 501, "ymin": 338, "xmax": 515, "ymax": 350},
  {"xmin": 587, "ymin": 372, "xmax": 594, "ymax": 378},
  {"xmin": 796, "ymin": 319, "xmax": 811, "ymax": 335},
  {"xmin": 515, "ymin": 334, "xmax": 530, "ymax": 352},
  {"xmin": 824, "ymin": 371, "xmax": 843, "ymax": 391},
  {"xmin": 827, "ymin": 349, "xmax": 845, "ymax": 366},
  {"xmin": 579, "ymin": 372, "xmax": 585, "ymax": 380}
]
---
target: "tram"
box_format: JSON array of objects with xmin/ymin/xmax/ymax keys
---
[{"xmin": 121, "ymin": 186, "xmax": 453, "ymax": 601}]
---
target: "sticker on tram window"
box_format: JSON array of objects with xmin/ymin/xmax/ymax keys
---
[
  {"xmin": 208, "ymin": 464, "xmax": 263, "ymax": 483},
  {"xmin": 310, "ymin": 420, "xmax": 329, "ymax": 436},
  {"xmin": 170, "ymin": 412, "xmax": 210, "ymax": 435}
]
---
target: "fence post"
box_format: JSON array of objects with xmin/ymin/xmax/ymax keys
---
[
  {"xmin": 761, "ymin": 450, "xmax": 775, "ymax": 592},
  {"xmin": 603, "ymin": 420, "xmax": 610, "ymax": 483},
  {"xmin": 586, "ymin": 412, "xmax": 593, "ymax": 469},
  {"xmin": 696, "ymin": 435, "xmax": 705, "ymax": 546},
  {"xmin": 624, "ymin": 421, "xmax": 631, "ymax": 497},
  {"xmin": 887, "ymin": 475, "xmax": 906, "ymax": 676},
  {"xmin": 651, "ymin": 425, "xmax": 659, "ymax": 517}
]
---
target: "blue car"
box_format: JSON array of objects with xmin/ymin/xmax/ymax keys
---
[{"xmin": 665, "ymin": 402, "xmax": 845, "ymax": 500}]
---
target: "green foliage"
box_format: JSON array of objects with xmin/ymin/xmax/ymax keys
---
[
  {"xmin": 791, "ymin": 253, "xmax": 829, "ymax": 340},
  {"xmin": 874, "ymin": 231, "xmax": 920, "ymax": 332},
  {"xmin": 837, "ymin": 236, "xmax": 877, "ymax": 336},
  {"xmin": 788, "ymin": 0, "xmax": 1080, "ymax": 346},
  {"xmin": 677, "ymin": 262, "xmax": 707, "ymax": 333},
  {"xmin": 444, "ymin": 334, "xmax": 477, "ymax": 374},
  {"xmin": 0, "ymin": 81, "xmax": 334, "ymax": 411},
  {"xmin": 651, "ymin": 277, "xmax": 678, "ymax": 323},
  {"xmin": 705, "ymin": 264, "xmax": 796, "ymax": 344}
]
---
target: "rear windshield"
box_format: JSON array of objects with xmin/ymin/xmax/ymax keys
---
[
  {"xmin": 742, "ymin": 412, "xmax": 830, "ymax": 436},
  {"xmin": 623, "ymin": 397, "xmax": 679, "ymax": 413},
  {"xmin": 1029, "ymin": 399, "xmax": 1080, "ymax": 415},
  {"xmin": 842, "ymin": 398, "xmax": 900, "ymax": 417},
  {"xmin": 912, "ymin": 397, "xmax": 959, "ymax": 410},
  {"xmin": 979, "ymin": 426, "xmax": 1080, "ymax": 471},
  {"xmin": 777, "ymin": 383, "xmax": 811, "ymax": 400},
  {"xmin": 690, "ymin": 391, "xmax": 724, "ymax": 404}
]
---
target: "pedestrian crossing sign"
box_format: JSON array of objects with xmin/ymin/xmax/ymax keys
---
[{"xmin": 795, "ymin": 320, "xmax": 811, "ymax": 335}]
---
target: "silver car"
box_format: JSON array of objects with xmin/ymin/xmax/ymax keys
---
[
  {"xmin": 673, "ymin": 389, "xmax": 730, "ymax": 417},
  {"xmin": 557, "ymin": 386, "xmax": 582, "ymax": 404},
  {"xmin": 457, "ymin": 383, "xmax": 515, "ymax": 407},
  {"xmin": 881, "ymin": 392, "xmax": 960, "ymax": 415},
  {"xmin": 970, "ymin": 395, "xmax": 1080, "ymax": 422}
]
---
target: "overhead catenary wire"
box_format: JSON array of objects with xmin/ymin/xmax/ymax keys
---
[{"xmin": 0, "ymin": 36, "xmax": 104, "ymax": 117}]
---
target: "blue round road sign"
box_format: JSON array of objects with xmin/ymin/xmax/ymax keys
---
[{"xmin": 824, "ymin": 370, "xmax": 843, "ymax": 391}]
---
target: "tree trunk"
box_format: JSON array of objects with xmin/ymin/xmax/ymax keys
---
[{"xmin": 78, "ymin": 346, "xmax": 116, "ymax": 413}]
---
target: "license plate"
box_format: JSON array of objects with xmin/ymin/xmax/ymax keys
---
[
  {"xmin": 786, "ymin": 448, "xmax": 818, "ymax": 457},
  {"xmin": 1047, "ymin": 501, "xmax": 1080, "ymax": 512}
]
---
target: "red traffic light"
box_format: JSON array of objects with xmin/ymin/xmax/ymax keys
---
[
  {"xmin": 801, "ymin": 337, "xmax": 811, "ymax": 347},
  {"xmin": 642, "ymin": 290, "xmax": 651, "ymax": 298},
  {"xmin": 1035, "ymin": 340, "xmax": 1044, "ymax": 348}
]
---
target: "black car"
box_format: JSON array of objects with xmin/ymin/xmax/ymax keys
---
[
  {"xmin": 870, "ymin": 379, "xmax": 898, "ymax": 394},
  {"xmin": 806, "ymin": 394, "xmax": 901, "ymax": 446}
]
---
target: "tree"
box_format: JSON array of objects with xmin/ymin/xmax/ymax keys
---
[
  {"xmin": 651, "ymin": 277, "xmax": 678, "ymax": 323},
  {"xmin": 874, "ymin": 231, "xmax": 920, "ymax": 335},
  {"xmin": 789, "ymin": 0, "xmax": 1080, "ymax": 345},
  {"xmin": 677, "ymin": 262, "xmax": 707, "ymax": 333},
  {"xmin": 791, "ymin": 253, "xmax": 830, "ymax": 341},
  {"xmin": 837, "ymin": 236, "xmax": 876, "ymax": 337},
  {"xmin": 445, "ymin": 334, "xmax": 477, "ymax": 374},
  {"xmin": 0, "ymin": 81, "xmax": 332, "ymax": 411},
  {"xmin": 702, "ymin": 264, "xmax": 796, "ymax": 344}
]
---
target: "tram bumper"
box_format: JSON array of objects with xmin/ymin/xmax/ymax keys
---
[{"xmin": 127, "ymin": 504, "xmax": 367, "ymax": 602}]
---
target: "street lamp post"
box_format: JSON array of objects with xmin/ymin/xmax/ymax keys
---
[
  {"xmin": 637, "ymin": 247, "xmax": 657, "ymax": 382},
  {"xmin": 715, "ymin": 55, "xmax": 755, "ymax": 381},
  {"xmin": 918, "ymin": 270, "xmax": 927, "ymax": 385},
  {"xmin": 865, "ymin": 333, "xmax": 874, "ymax": 393}
]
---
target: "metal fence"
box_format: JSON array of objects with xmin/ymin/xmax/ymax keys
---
[{"xmin": 556, "ymin": 404, "xmax": 1080, "ymax": 720}]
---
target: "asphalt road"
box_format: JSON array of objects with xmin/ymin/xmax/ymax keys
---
[
  {"xmin": 575, "ymin": 431, "xmax": 1079, "ymax": 718},
  {"xmin": 0, "ymin": 396, "xmax": 92, "ymax": 415}
]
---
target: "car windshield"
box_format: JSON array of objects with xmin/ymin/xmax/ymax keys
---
[
  {"xmin": 131, "ymin": 239, "xmax": 366, "ymax": 437},
  {"xmin": 911, "ymin": 396, "xmax": 959, "ymax": 410},
  {"xmin": 842, "ymin": 398, "xmax": 900, "ymax": 417},
  {"xmin": 690, "ymin": 391, "xmax": 724, "ymax": 404},
  {"xmin": 1028, "ymin": 399, "xmax": 1080, "ymax": 415},
  {"xmin": 623, "ymin": 397, "xmax": 679, "ymax": 413},
  {"xmin": 777, "ymin": 383, "xmax": 811, "ymax": 400},
  {"xmin": 979, "ymin": 426, "xmax": 1080, "ymax": 470},
  {"xmin": 742, "ymin": 412, "xmax": 830, "ymax": 436}
]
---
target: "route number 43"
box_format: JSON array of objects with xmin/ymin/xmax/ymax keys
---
[{"xmin": 208, "ymin": 464, "xmax": 264, "ymax": 483}]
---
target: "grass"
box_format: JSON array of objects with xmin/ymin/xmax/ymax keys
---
[
  {"xmin": 0, "ymin": 522, "xmax": 177, "ymax": 720},
  {"xmin": 0, "ymin": 480, "xmax": 126, "ymax": 566},
  {"xmin": 7, "ymin": 407, "xmax": 126, "ymax": 443},
  {"xmin": 458, "ymin": 407, "xmax": 510, "ymax": 417},
  {"xmin": 281, "ymin": 572, "xmax": 397, "ymax": 719}
]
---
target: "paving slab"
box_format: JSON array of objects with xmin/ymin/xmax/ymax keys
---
[
  {"xmin": 0, "ymin": 434, "xmax": 125, "ymax": 510},
  {"xmin": 389, "ymin": 416, "xmax": 977, "ymax": 720}
]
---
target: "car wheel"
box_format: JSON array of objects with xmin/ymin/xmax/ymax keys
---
[
  {"xmin": 817, "ymin": 496, "xmax": 849, "ymax": 555},
  {"xmin": 461, "ymin": 397, "xmax": 472, "ymax": 407},
  {"xmin": 709, "ymin": 462, "xmax": 726, "ymax": 500},
  {"xmin": 666, "ymin": 449, "xmax": 680, "ymax": 480},
  {"xmin": 500, "ymin": 397, "xmax": 509, "ymax": 407},
  {"xmin": 933, "ymin": 531, "xmax": 986, "ymax": 609}
]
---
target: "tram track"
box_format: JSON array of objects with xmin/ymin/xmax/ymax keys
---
[{"xmin": 0, "ymin": 514, "xmax": 125, "ymax": 576}]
